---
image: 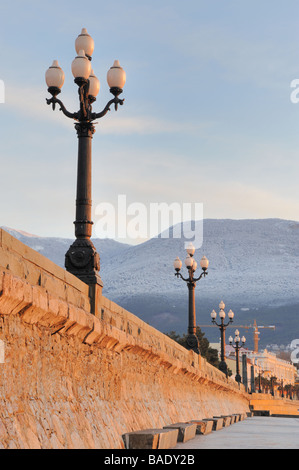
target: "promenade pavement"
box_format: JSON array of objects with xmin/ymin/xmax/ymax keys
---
[{"xmin": 174, "ymin": 416, "xmax": 299, "ymax": 449}]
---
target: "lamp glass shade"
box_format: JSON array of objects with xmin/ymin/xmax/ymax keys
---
[
  {"xmin": 235, "ymin": 336, "xmax": 240, "ymax": 343},
  {"xmin": 228, "ymin": 309, "xmax": 234, "ymax": 319},
  {"xmin": 107, "ymin": 60, "xmax": 126, "ymax": 89},
  {"xmin": 75, "ymin": 28, "xmax": 94, "ymax": 58},
  {"xmin": 71, "ymin": 49, "xmax": 91, "ymax": 79},
  {"xmin": 235, "ymin": 329, "xmax": 240, "ymax": 336},
  {"xmin": 186, "ymin": 242, "xmax": 195, "ymax": 256},
  {"xmin": 219, "ymin": 309, "xmax": 226, "ymax": 319},
  {"xmin": 200, "ymin": 255, "xmax": 209, "ymax": 270},
  {"xmin": 88, "ymin": 69, "xmax": 100, "ymax": 97},
  {"xmin": 219, "ymin": 300, "xmax": 225, "ymax": 310},
  {"xmin": 45, "ymin": 60, "xmax": 65, "ymax": 89},
  {"xmin": 211, "ymin": 310, "xmax": 217, "ymax": 320},
  {"xmin": 173, "ymin": 257, "xmax": 182, "ymax": 271},
  {"xmin": 241, "ymin": 336, "xmax": 246, "ymax": 343},
  {"xmin": 192, "ymin": 260, "xmax": 197, "ymax": 271},
  {"xmin": 229, "ymin": 336, "xmax": 233, "ymax": 343},
  {"xmin": 185, "ymin": 255, "xmax": 193, "ymax": 268}
]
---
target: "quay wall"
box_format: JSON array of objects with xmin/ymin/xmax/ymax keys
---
[{"xmin": 0, "ymin": 229, "xmax": 249, "ymax": 449}]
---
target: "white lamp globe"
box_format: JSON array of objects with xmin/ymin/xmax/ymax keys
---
[
  {"xmin": 71, "ymin": 49, "xmax": 91, "ymax": 80},
  {"xmin": 45, "ymin": 60, "xmax": 65, "ymax": 89},
  {"xmin": 219, "ymin": 309, "xmax": 226, "ymax": 319},
  {"xmin": 200, "ymin": 255, "xmax": 209, "ymax": 270},
  {"xmin": 88, "ymin": 69, "xmax": 100, "ymax": 98},
  {"xmin": 211, "ymin": 310, "xmax": 217, "ymax": 320},
  {"xmin": 185, "ymin": 255, "xmax": 194, "ymax": 269},
  {"xmin": 173, "ymin": 257, "xmax": 182, "ymax": 271},
  {"xmin": 228, "ymin": 309, "xmax": 234, "ymax": 320},
  {"xmin": 186, "ymin": 242, "xmax": 195, "ymax": 256},
  {"xmin": 75, "ymin": 28, "xmax": 94, "ymax": 58},
  {"xmin": 107, "ymin": 60, "xmax": 126, "ymax": 89}
]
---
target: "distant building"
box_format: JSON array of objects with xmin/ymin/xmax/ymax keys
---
[
  {"xmin": 211, "ymin": 343, "xmax": 297, "ymax": 385},
  {"xmin": 248, "ymin": 349, "xmax": 297, "ymax": 385}
]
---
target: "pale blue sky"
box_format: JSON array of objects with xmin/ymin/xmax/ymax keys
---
[{"xmin": 0, "ymin": 0, "xmax": 298, "ymax": 239}]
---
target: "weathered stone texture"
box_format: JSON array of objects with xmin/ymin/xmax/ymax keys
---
[{"xmin": 0, "ymin": 229, "xmax": 250, "ymax": 448}]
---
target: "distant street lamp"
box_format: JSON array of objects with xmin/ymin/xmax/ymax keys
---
[
  {"xmin": 270, "ymin": 376, "xmax": 276, "ymax": 396},
  {"xmin": 229, "ymin": 330, "xmax": 246, "ymax": 384},
  {"xmin": 211, "ymin": 301, "xmax": 234, "ymax": 375},
  {"xmin": 45, "ymin": 28, "xmax": 126, "ymax": 293},
  {"xmin": 173, "ymin": 242, "xmax": 209, "ymax": 354},
  {"xmin": 258, "ymin": 371, "xmax": 263, "ymax": 393},
  {"xmin": 281, "ymin": 379, "xmax": 284, "ymax": 398}
]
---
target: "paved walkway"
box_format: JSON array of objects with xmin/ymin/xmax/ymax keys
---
[{"xmin": 174, "ymin": 417, "xmax": 299, "ymax": 449}]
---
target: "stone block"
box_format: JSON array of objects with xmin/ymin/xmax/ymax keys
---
[
  {"xmin": 163, "ymin": 423, "xmax": 197, "ymax": 442},
  {"xmin": 214, "ymin": 415, "xmax": 232, "ymax": 426},
  {"xmin": 21, "ymin": 285, "xmax": 48, "ymax": 324},
  {"xmin": 203, "ymin": 417, "xmax": 223, "ymax": 431},
  {"xmin": 0, "ymin": 271, "xmax": 33, "ymax": 315},
  {"xmin": 62, "ymin": 305, "xmax": 94, "ymax": 340},
  {"xmin": 123, "ymin": 428, "xmax": 179, "ymax": 449},
  {"xmin": 188, "ymin": 419, "xmax": 213, "ymax": 435},
  {"xmin": 41, "ymin": 295, "xmax": 69, "ymax": 328}
]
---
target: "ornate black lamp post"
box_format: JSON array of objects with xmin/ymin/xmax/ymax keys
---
[
  {"xmin": 229, "ymin": 330, "xmax": 246, "ymax": 384},
  {"xmin": 45, "ymin": 28, "xmax": 126, "ymax": 297},
  {"xmin": 270, "ymin": 376, "xmax": 276, "ymax": 396},
  {"xmin": 258, "ymin": 371, "xmax": 263, "ymax": 393},
  {"xmin": 211, "ymin": 301, "xmax": 234, "ymax": 375},
  {"xmin": 280, "ymin": 379, "xmax": 284, "ymax": 398},
  {"xmin": 173, "ymin": 242, "xmax": 209, "ymax": 355}
]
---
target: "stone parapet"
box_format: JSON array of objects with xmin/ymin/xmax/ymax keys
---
[{"xmin": 0, "ymin": 229, "xmax": 250, "ymax": 448}]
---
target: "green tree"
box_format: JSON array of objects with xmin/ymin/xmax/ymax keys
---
[{"xmin": 166, "ymin": 327, "xmax": 220, "ymax": 368}]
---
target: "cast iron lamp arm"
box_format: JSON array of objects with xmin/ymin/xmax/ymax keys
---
[
  {"xmin": 193, "ymin": 270, "xmax": 208, "ymax": 282},
  {"xmin": 91, "ymin": 96, "xmax": 125, "ymax": 119},
  {"xmin": 231, "ymin": 340, "xmax": 245, "ymax": 350},
  {"xmin": 212, "ymin": 318, "xmax": 233, "ymax": 328},
  {"xmin": 46, "ymin": 96, "xmax": 78, "ymax": 119},
  {"xmin": 46, "ymin": 94, "xmax": 124, "ymax": 121},
  {"xmin": 174, "ymin": 272, "xmax": 190, "ymax": 282}
]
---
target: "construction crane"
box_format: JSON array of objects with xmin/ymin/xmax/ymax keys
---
[{"xmin": 199, "ymin": 319, "xmax": 275, "ymax": 353}]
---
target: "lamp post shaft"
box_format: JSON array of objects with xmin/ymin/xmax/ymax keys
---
[
  {"xmin": 259, "ymin": 373, "xmax": 262, "ymax": 393},
  {"xmin": 188, "ymin": 282, "xmax": 196, "ymax": 335},
  {"xmin": 220, "ymin": 323, "xmax": 225, "ymax": 363},
  {"xmin": 75, "ymin": 124, "xmax": 94, "ymax": 239},
  {"xmin": 219, "ymin": 323, "xmax": 227, "ymax": 374},
  {"xmin": 187, "ymin": 281, "xmax": 200, "ymax": 354},
  {"xmin": 235, "ymin": 344, "xmax": 241, "ymax": 383}
]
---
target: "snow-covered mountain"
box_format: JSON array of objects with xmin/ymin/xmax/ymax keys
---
[{"xmin": 2, "ymin": 219, "xmax": 299, "ymax": 348}]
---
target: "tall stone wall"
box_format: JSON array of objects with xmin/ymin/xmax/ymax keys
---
[{"xmin": 0, "ymin": 229, "xmax": 249, "ymax": 449}]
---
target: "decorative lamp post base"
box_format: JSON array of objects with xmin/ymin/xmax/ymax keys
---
[
  {"xmin": 219, "ymin": 360, "xmax": 228, "ymax": 375},
  {"xmin": 65, "ymin": 238, "xmax": 103, "ymax": 287},
  {"xmin": 186, "ymin": 334, "xmax": 200, "ymax": 355},
  {"xmin": 235, "ymin": 374, "xmax": 241, "ymax": 384}
]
